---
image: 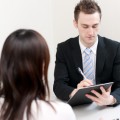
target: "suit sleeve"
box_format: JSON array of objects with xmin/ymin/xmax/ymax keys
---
[
  {"xmin": 111, "ymin": 43, "xmax": 120, "ymax": 104},
  {"xmin": 53, "ymin": 44, "xmax": 74, "ymax": 101}
]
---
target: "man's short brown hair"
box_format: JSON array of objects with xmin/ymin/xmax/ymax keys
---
[{"xmin": 74, "ymin": 0, "xmax": 101, "ymax": 21}]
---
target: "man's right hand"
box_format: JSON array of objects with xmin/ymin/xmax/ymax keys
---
[
  {"xmin": 69, "ymin": 79, "xmax": 93, "ymax": 98},
  {"xmin": 77, "ymin": 79, "xmax": 93, "ymax": 89}
]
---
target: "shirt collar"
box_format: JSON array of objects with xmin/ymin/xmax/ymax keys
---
[{"xmin": 79, "ymin": 36, "xmax": 98, "ymax": 55}]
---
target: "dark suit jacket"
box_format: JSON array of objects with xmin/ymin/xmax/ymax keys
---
[{"xmin": 53, "ymin": 35, "xmax": 120, "ymax": 104}]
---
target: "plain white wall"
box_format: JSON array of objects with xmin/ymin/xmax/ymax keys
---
[
  {"xmin": 98, "ymin": 0, "xmax": 120, "ymax": 41},
  {"xmin": 0, "ymin": 0, "xmax": 54, "ymax": 50}
]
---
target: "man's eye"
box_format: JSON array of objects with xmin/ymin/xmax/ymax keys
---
[
  {"xmin": 83, "ymin": 26, "xmax": 88, "ymax": 28},
  {"xmin": 93, "ymin": 25, "xmax": 98, "ymax": 28}
]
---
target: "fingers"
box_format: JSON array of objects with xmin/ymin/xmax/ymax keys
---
[
  {"xmin": 91, "ymin": 90, "xmax": 101, "ymax": 97},
  {"xmin": 100, "ymin": 86, "xmax": 106, "ymax": 94},
  {"xmin": 77, "ymin": 82, "xmax": 90, "ymax": 88},
  {"xmin": 86, "ymin": 86, "xmax": 112, "ymax": 106},
  {"xmin": 107, "ymin": 85, "xmax": 112, "ymax": 92},
  {"xmin": 77, "ymin": 79, "xmax": 93, "ymax": 89},
  {"xmin": 85, "ymin": 94, "xmax": 100, "ymax": 103},
  {"xmin": 90, "ymin": 86, "xmax": 111, "ymax": 98},
  {"xmin": 84, "ymin": 79, "xmax": 93, "ymax": 85},
  {"xmin": 100, "ymin": 86, "xmax": 111, "ymax": 94}
]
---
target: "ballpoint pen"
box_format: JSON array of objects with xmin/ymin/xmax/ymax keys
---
[{"xmin": 77, "ymin": 67, "xmax": 87, "ymax": 80}]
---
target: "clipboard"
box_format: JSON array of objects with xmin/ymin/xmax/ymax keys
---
[{"xmin": 68, "ymin": 82, "xmax": 114, "ymax": 106}]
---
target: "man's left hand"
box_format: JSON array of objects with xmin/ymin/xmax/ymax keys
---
[{"xmin": 85, "ymin": 86, "xmax": 116, "ymax": 106}]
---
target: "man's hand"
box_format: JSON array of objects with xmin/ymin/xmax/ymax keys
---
[
  {"xmin": 69, "ymin": 88, "xmax": 78, "ymax": 98},
  {"xmin": 70, "ymin": 79, "xmax": 93, "ymax": 98},
  {"xmin": 77, "ymin": 79, "xmax": 93, "ymax": 89},
  {"xmin": 85, "ymin": 86, "xmax": 116, "ymax": 106}
]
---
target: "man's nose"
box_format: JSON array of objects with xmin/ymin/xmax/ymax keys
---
[{"xmin": 87, "ymin": 28, "xmax": 94, "ymax": 35}]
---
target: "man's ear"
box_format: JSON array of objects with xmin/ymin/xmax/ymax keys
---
[{"xmin": 73, "ymin": 20, "xmax": 78, "ymax": 28}]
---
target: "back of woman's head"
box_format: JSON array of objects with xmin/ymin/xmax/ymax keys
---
[{"xmin": 0, "ymin": 29, "xmax": 50, "ymax": 120}]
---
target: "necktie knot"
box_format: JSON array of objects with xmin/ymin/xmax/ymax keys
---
[{"xmin": 84, "ymin": 48, "xmax": 91, "ymax": 55}]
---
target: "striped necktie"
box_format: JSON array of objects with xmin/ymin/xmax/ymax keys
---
[{"xmin": 83, "ymin": 48, "xmax": 94, "ymax": 80}]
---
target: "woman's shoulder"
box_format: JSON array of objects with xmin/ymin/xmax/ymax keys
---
[
  {"xmin": 0, "ymin": 98, "xmax": 76, "ymax": 120},
  {"xmin": 31, "ymin": 100, "xmax": 76, "ymax": 120},
  {"xmin": 35, "ymin": 100, "xmax": 73, "ymax": 112},
  {"xmin": 50, "ymin": 100, "xmax": 73, "ymax": 110}
]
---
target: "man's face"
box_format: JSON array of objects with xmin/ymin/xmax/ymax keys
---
[{"xmin": 74, "ymin": 12, "xmax": 100, "ymax": 47}]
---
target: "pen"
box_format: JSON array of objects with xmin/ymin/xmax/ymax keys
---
[{"xmin": 78, "ymin": 67, "xmax": 87, "ymax": 80}]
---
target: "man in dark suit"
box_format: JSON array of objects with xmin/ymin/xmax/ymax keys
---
[{"xmin": 53, "ymin": 0, "xmax": 120, "ymax": 106}]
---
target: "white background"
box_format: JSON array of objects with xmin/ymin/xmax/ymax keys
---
[{"xmin": 0, "ymin": 0, "xmax": 120, "ymax": 99}]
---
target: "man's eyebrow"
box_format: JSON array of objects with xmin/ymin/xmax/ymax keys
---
[
  {"xmin": 81, "ymin": 24, "xmax": 88, "ymax": 26},
  {"xmin": 81, "ymin": 23, "xmax": 99, "ymax": 26},
  {"xmin": 82, "ymin": 24, "xmax": 87, "ymax": 25},
  {"xmin": 93, "ymin": 23, "xmax": 99, "ymax": 26}
]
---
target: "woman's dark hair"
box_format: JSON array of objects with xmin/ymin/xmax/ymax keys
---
[
  {"xmin": 0, "ymin": 29, "xmax": 50, "ymax": 120},
  {"xmin": 74, "ymin": 0, "xmax": 101, "ymax": 21}
]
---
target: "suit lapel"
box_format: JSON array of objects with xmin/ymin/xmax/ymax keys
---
[
  {"xmin": 96, "ymin": 35, "xmax": 106, "ymax": 83},
  {"xmin": 71, "ymin": 36, "xmax": 83, "ymax": 70},
  {"xmin": 70, "ymin": 35, "xmax": 106, "ymax": 83}
]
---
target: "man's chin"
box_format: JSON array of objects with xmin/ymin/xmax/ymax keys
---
[
  {"xmin": 86, "ymin": 41, "xmax": 95, "ymax": 46},
  {"xmin": 86, "ymin": 38, "xmax": 96, "ymax": 43}
]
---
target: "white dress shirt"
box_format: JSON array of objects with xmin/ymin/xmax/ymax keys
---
[{"xmin": 79, "ymin": 37, "xmax": 98, "ymax": 84}]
